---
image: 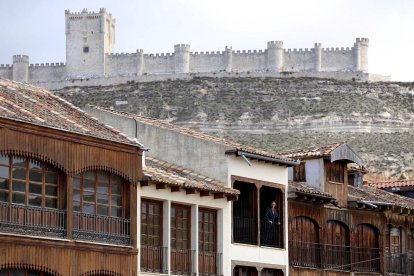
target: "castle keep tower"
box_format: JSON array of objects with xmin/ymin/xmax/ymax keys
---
[
  {"xmin": 174, "ymin": 44, "xmax": 190, "ymax": 73},
  {"xmin": 12, "ymin": 55, "xmax": 29, "ymax": 83},
  {"xmin": 267, "ymin": 41, "xmax": 284, "ymax": 72},
  {"xmin": 354, "ymin": 38, "xmax": 369, "ymax": 72},
  {"xmin": 65, "ymin": 8, "xmax": 115, "ymax": 78}
]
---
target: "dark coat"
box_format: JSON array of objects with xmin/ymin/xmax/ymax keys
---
[{"xmin": 265, "ymin": 207, "xmax": 280, "ymax": 224}]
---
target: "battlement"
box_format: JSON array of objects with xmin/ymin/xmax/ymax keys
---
[
  {"xmin": 267, "ymin": 41, "xmax": 284, "ymax": 49},
  {"xmin": 65, "ymin": 8, "xmax": 114, "ymax": 20},
  {"xmin": 0, "ymin": 64, "xmax": 12, "ymax": 69},
  {"xmin": 107, "ymin": 52, "xmax": 137, "ymax": 58},
  {"xmin": 355, "ymin": 37, "xmax": 369, "ymax": 47},
  {"xmin": 13, "ymin": 55, "xmax": 29, "ymax": 63},
  {"xmin": 174, "ymin": 44, "xmax": 191, "ymax": 52},
  {"xmin": 322, "ymin": 47, "xmax": 352, "ymax": 52},
  {"xmin": 29, "ymin": 62, "xmax": 65, "ymax": 68},
  {"xmin": 144, "ymin": 53, "xmax": 174, "ymax": 58},
  {"xmin": 314, "ymin": 43, "xmax": 322, "ymax": 48}
]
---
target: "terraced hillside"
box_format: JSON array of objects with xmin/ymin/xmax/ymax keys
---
[{"xmin": 55, "ymin": 77, "xmax": 414, "ymax": 179}]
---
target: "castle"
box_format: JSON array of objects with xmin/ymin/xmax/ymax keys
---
[{"xmin": 0, "ymin": 8, "xmax": 389, "ymax": 90}]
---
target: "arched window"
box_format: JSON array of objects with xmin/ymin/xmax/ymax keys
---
[
  {"xmin": 73, "ymin": 171, "xmax": 126, "ymax": 218},
  {"xmin": 352, "ymin": 224, "xmax": 380, "ymax": 272},
  {"xmin": 323, "ymin": 220, "xmax": 350, "ymax": 270},
  {"xmin": 0, "ymin": 155, "xmax": 61, "ymax": 208},
  {"xmin": 289, "ymin": 216, "xmax": 320, "ymax": 268},
  {"xmin": 0, "ymin": 269, "xmax": 52, "ymax": 276}
]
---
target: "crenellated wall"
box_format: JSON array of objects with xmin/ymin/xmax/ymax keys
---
[{"xmin": 0, "ymin": 9, "xmax": 389, "ymax": 88}]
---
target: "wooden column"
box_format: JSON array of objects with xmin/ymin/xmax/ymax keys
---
[
  {"xmin": 130, "ymin": 183, "xmax": 138, "ymax": 248},
  {"xmin": 256, "ymin": 184, "xmax": 262, "ymax": 246},
  {"xmin": 66, "ymin": 176, "xmax": 73, "ymax": 240}
]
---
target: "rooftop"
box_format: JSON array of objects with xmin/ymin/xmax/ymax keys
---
[
  {"xmin": 0, "ymin": 79, "xmax": 141, "ymax": 147},
  {"xmin": 366, "ymin": 179, "xmax": 414, "ymax": 189},
  {"xmin": 278, "ymin": 142, "xmax": 363, "ymax": 165},
  {"xmin": 90, "ymin": 105, "xmax": 296, "ymax": 165},
  {"xmin": 144, "ymin": 156, "xmax": 239, "ymax": 198}
]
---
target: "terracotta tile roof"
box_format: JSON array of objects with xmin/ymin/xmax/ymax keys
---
[
  {"xmin": 348, "ymin": 185, "xmax": 414, "ymax": 210},
  {"xmin": 90, "ymin": 105, "xmax": 295, "ymax": 164},
  {"xmin": 278, "ymin": 143, "xmax": 343, "ymax": 159},
  {"xmin": 0, "ymin": 79, "xmax": 141, "ymax": 147},
  {"xmin": 366, "ymin": 179, "xmax": 414, "ymax": 189},
  {"xmin": 288, "ymin": 181, "xmax": 335, "ymax": 199},
  {"xmin": 144, "ymin": 156, "xmax": 239, "ymax": 197}
]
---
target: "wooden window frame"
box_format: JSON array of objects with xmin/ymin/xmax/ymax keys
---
[
  {"xmin": 171, "ymin": 204, "xmax": 191, "ymax": 250},
  {"xmin": 293, "ymin": 162, "xmax": 306, "ymax": 182},
  {"xmin": 233, "ymin": 266, "xmax": 258, "ymax": 276},
  {"xmin": 73, "ymin": 171, "xmax": 126, "ymax": 218},
  {"xmin": 141, "ymin": 198, "xmax": 163, "ymax": 247},
  {"xmin": 0, "ymin": 155, "xmax": 61, "ymax": 209},
  {"xmin": 199, "ymin": 208, "xmax": 217, "ymax": 253},
  {"xmin": 325, "ymin": 161, "xmax": 345, "ymax": 184}
]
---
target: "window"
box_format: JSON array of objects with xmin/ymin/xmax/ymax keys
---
[
  {"xmin": 233, "ymin": 266, "xmax": 257, "ymax": 276},
  {"xmin": 326, "ymin": 162, "xmax": 345, "ymax": 183},
  {"xmin": 83, "ymin": 46, "xmax": 89, "ymax": 53},
  {"xmin": 73, "ymin": 171, "xmax": 124, "ymax": 217},
  {"xmin": 261, "ymin": 269, "xmax": 283, "ymax": 276},
  {"xmin": 199, "ymin": 208, "xmax": 217, "ymax": 253},
  {"xmin": 0, "ymin": 155, "xmax": 60, "ymax": 208},
  {"xmin": 171, "ymin": 204, "xmax": 191, "ymax": 250},
  {"xmin": 293, "ymin": 162, "xmax": 306, "ymax": 182},
  {"xmin": 141, "ymin": 199, "xmax": 162, "ymax": 247}
]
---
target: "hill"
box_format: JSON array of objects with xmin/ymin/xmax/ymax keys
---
[{"xmin": 55, "ymin": 77, "xmax": 414, "ymax": 179}]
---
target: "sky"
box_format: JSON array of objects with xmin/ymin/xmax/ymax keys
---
[{"xmin": 0, "ymin": 0, "xmax": 413, "ymax": 81}]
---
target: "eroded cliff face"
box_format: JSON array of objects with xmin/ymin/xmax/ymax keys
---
[{"xmin": 55, "ymin": 77, "xmax": 414, "ymax": 179}]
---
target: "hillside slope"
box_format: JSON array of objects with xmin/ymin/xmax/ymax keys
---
[{"xmin": 56, "ymin": 77, "xmax": 414, "ymax": 179}]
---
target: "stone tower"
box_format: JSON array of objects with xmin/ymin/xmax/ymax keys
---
[
  {"xmin": 65, "ymin": 8, "xmax": 115, "ymax": 78},
  {"xmin": 174, "ymin": 44, "xmax": 190, "ymax": 73},
  {"xmin": 12, "ymin": 55, "xmax": 29, "ymax": 83},
  {"xmin": 267, "ymin": 41, "xmax": 284, "ymax": 72},
  {"xmin": 354, "ymin": 38, "xmax": 369, "ymax": 72}
]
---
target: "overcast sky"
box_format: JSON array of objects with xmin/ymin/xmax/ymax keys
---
[{"xmin": 0, "ymin": 0, "xmax": 413, "ymax": 81}]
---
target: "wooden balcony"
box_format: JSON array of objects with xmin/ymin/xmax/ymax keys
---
[
  {"xmin": 199, "ymin": 251, "xmax": 222, "ymax": 276},
  {"xmin": 289, "ymin": 241, "xmax": 380, "ymax": 273},
  {"xmin": 171, "ymin": 249, "xmax": 196, "ymax": 275},
  {"xmin": 73, "ymin": 211, "xmax": 131, "ymax": 245},
  {"xmin": 0, "ymin": 201, "xmax": 66, "ymax": 238},
  {"xmin": 233, "ymin": 216, "xmax": 257, "ymax": 245},
  {"xmin": 141, "ymin": 245, "xmax": 168, "ymax": 274},
  {"xmin": 386, "ymin": 250, "xmax": 414, "ymax": 275}
]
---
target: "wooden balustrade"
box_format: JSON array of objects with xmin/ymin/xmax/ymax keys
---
[
  {"xmin": 171, "ymin": 249, "xmax": 195, "ymax": 275},
  {"xmin": 199, "ymin": 251, "xmax": 222, "ymax": 276}
]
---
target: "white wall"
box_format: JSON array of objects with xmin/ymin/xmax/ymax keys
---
[
  {"xmin": 227, "ymin": 155, "xmax": 289, "ymax": 274},
  {"xmin": 138, "ymin": 184, "xmax": 231, "ymax": 276}
]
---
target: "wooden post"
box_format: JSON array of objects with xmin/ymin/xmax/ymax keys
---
[
  {"xmin": 130, "ymin": 183, "xmax": 138, "ymax": 248},
  {"xmin": 66, "ymin": 176, "xmax": 73, "ymax": 240}
]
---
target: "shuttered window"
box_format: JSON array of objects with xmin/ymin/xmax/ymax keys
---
[{"xmin": 326, "ymin": 162, "xmax": 345, "ymax": 183}]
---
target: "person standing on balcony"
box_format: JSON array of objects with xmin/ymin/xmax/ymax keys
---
[{"xmin": 264, "ymin": 201, "xmax": 280, "ymax": 246}]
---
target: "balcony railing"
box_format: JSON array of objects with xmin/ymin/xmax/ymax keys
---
[
  {"xmin": 199, "ymin": 251, "xmax": 222, "ymax": 276},
  {"xmin": 386, "ymin": 250, "xmax": 414, "ymax": 275},
  {"xmin": 0, "ymin": 201, "xmax": 66, "ymax": 238},
  {"xmin": 233, "ymin": 216, "xmax": 257, "ymax": 245},
  {"xmin": 289, "ymin": 241, "xmax": 380, "ymax": 272},
  {"xmin": 73, "ymin": 211, "xmax": 130, "ymax": 245},
  {"xmin": 260, "ymin": 220, "xmax": 282, "ymax": 248},
  {"xmin": 171, "ymin": 249, "xmax": 196, "ymax": 275},
  {"xmin": 141, "ymin": 245, "xmax": 168, "ymax": 274}
]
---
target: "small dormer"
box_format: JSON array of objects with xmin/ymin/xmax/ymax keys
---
[{"xmin": 284, "ymin": 143, "xmax": 363, "ymax": 207}]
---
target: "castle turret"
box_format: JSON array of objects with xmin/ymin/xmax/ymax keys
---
[
  {"xmin": 65, "ymin": 8, "xmax": 116, "ymax": 78},
  {"xmin": 12, "ymin": 55, "xmax": 29, "ymax": 83},
  {"xmin": 314, "ymin": 43, "xmax": 322, "ymax": 72},
  {"xmin": 267, "ymin": 41, "xmax": 284, "ymax": 72},
  {"xmin": 224, "ymin": 46, "xmax": 233, "ymax": 72},
  {"xmin": 174, "ymin": 44, "xmax": 190, "ymax": 74},
  {"xmin": 136, "ymin": 49, "xmax": 144, "ymax": 76},
  {"xmin": 354, "ymin": 38, "xmax": 369, "ymax": 72}
]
